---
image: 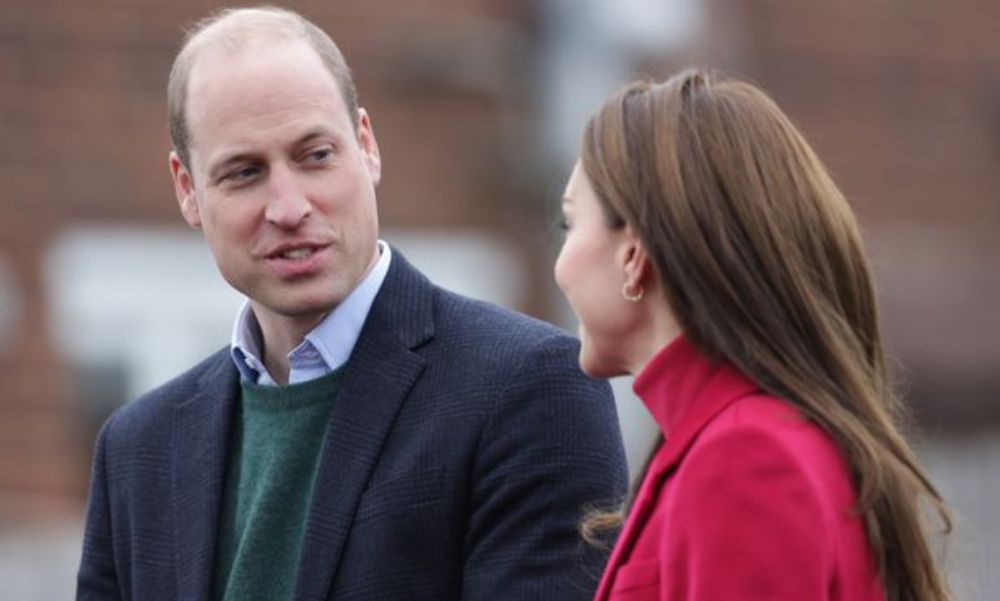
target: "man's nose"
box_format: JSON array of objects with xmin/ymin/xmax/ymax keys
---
[{"xmin": 264, "ymin": 165, "xmax": 312, "ymax": 228}]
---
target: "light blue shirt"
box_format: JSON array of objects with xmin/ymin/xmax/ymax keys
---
[{"xmin": 230, "ymin": 241, "xmax": 392, "ymax": 386}]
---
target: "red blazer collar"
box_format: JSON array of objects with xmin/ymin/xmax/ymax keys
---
[
  {"xmin": 594, "ymin": 334, "xmax": 761, "ymax": 600},
  {"xmin": 633, "ymin": 334, "xmax": 760, "ymax": 471}
]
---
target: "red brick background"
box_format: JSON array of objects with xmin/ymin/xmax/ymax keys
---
[{"xmin": 1, "ymin": 0, "xmax": 997, "ymax": 521}]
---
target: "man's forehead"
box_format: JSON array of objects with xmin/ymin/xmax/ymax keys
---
[
  {"xmin": 188, "ymin": 19, "xmax": 303, "ymax": 62},
  {"xmin": 188, "ymin": 34, "xmax": 311, "ymax": 83},
  {"xmin": 185, "ymin": 37, "xmax": 338, "ymax": 115},
  {"xmin": 182, "ymin": 39, "xmax": 349, "ymax": 165}
]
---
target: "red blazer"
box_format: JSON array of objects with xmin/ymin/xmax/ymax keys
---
[{"xmin": 595, "ymin": 335, "xmax": 884, "ymax": 601}]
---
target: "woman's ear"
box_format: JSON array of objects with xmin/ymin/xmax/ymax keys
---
[{"xmin": 620, "ymin": 224, "xmax": 651, "ymax": 290}]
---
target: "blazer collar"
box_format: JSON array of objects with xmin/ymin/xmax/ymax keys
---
[
  {"xmin": 293, "ymin": 248, "xmax": 433, "ymax": 600},
  {"xmin": 594, "ymin": 334, "xmax": 761, "ymax": 601}
]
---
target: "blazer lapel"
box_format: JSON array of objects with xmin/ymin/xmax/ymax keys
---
[
  {"xmin": 593, "ymin": 444, "xmax": 673, "ymax": 601},
  {"xmin": 172, "ymin": 350, "xmax": 241, "ymax": 601},
  {"xmin": 294, "ymin": 250, "xmax": 434, "ymax": 601}
]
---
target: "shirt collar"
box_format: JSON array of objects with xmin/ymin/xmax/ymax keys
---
[{"xmin": 230, "ymin": 240, "xmax": 392, "ymax": 385}]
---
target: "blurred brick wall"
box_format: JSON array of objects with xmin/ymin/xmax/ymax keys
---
[
  {"xmin": 700, "ymin": 0, "xmax": 1000, "ymax": 427},
  {"xmin": 2, "ymin": 0, "xmax": 997, "ymax": 521},
  {"xmin": 0, "ymin": 0, "xmax": 542, "ymax": 520}
]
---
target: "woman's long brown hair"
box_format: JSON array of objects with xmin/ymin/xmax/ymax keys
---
[{"xmin": 580, "ymin": 69, "xmax": 952, "ymax": 601}]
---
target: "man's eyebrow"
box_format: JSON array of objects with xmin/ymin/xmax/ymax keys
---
[
  {"xmin": 205, "ymin": 129, "xmax": 344, "ymax": 180},
  {"xmin": 292, "ymin": 128, "xmax": 342, "ymax": 149}
]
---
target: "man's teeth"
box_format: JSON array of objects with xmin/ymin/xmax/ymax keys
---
[{"xmin": 280, "ymin": 248, "xmax": 315, "ymax": 260}]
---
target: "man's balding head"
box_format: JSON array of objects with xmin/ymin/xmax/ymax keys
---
[{"xmin": 167, "ymin": 6, "xmax": 358, "ymax": 169}]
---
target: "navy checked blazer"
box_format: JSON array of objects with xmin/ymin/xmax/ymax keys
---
[{"xmin": 77, "ymin": 250, "xmax": 628, "ymax": 601}]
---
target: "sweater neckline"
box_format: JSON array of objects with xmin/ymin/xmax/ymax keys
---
[{"xmin": 240, "ymin": 366, "xmax": 344, "ymax": 412}]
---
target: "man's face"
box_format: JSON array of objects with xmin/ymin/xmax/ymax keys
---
[{"xmin": 170, "ymin": 38, "xmax": 381, "ymax": 335}]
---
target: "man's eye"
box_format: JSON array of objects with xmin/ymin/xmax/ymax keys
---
[
  {"xmin": 224, "ymin": 166, "xmax": 260, "ymax": 183},
  {"xmin": 304, "ymin": 146, "xmax": 334, "ymax": 164}
]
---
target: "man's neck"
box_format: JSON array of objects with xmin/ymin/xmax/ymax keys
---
[
  {"xmin": 253, "ymin": 308, "xmax": 329, "ymax": 385},
  {"xmin": 246, "ymin": 242, "xmax": 385, "ymax": 385}
]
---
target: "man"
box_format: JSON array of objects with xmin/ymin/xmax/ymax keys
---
[{"xmin": 76, "ymin": 7, "xmax": 627, "ymax": 601}]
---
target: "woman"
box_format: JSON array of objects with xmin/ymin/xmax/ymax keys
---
[{"xmin": 555, "ymin": 69, "xmax": 952, "ymax": 601}]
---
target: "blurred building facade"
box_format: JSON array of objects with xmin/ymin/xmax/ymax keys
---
[
  {"xmin": 1, "ymin": 0, "xmax": 998, "ymax": 598},
  {"xmin": 0, "ymin": 0, "xmax": 550, "ymax": 520}
]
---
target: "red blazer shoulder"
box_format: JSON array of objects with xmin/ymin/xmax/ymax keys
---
[{"xmin": 659, "ymin": 395, "xmax": 877, "ymax": 599}]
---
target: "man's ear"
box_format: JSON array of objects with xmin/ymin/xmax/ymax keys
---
[
  {"xmin": 170, "ymin": 151, "xmax": 202, "ymax": 229},
  {"xmin": 356, "ymin": 108, "xmax": 382, "ymax": 186}
]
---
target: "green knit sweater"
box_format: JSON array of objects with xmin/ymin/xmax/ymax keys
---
[{"xmin": 213, "ymin": 368, "xmax": 343, "ymax": 601}]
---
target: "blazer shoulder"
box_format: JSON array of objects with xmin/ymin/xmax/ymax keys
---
[
  {"xmin": 647, "ymin": 396, "xmax": 851, "ymax": 600},
  {"xmin": 102, "ymin": 346, "xmax": 233, "ymax": 443},
  {"xmin": 698, "ymin": 394, "xmax": 843, "ymax": 467},
  {"xmin": 380, "ymin": 249, "xmax": 575, "ymax": 354},
  {"xmin": 423, "ymin": 287, "xmax": 610, "ymax": 417},
  {"xmin": 433, "ymin": 286, "xmax": 572, "ymax": 348},
  {"xmin": 674, "ymin": 393, "xmax": 854, "ymax": 525}
]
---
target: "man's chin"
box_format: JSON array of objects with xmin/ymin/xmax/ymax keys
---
[{"xmin": 252, "ymin": 292, "xmax": 341, "ymax": 323}]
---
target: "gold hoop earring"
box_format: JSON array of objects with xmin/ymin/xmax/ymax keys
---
[{"xmin": 622, "ymin": 282, "xmax": 644, "ymax": 302}]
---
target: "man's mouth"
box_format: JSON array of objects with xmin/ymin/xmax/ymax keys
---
[
  {"xmin": 268, "ymin": 244, "xmax": 325, "ymax": 261},
  {"xmin": 278, "ymin": 247, "xmax": 317, "ymax": 260},
  {"xmin": 263, "ymin": 244, "xmax": 330, "ymax": 278}
]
